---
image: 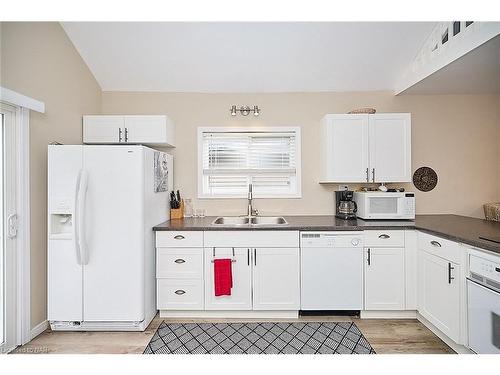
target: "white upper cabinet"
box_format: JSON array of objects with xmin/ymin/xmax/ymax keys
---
[
  {"xmin": 321, "ymin": 114, "xmax": 369, "ymax": 183},
  {"xmin": 83, "ymin": 115, "xmax": 175, "ymax": 147},
  {"xmin": 82, "ymin": 115, "xmax": 124, "ymax": 144},
  {"xmin": 369, "ymin": 114, "xmax": 411, "ymax": 182},
  {"xmin": 320, "ymin": 113, "xmax": 411, "ymax": 183}
]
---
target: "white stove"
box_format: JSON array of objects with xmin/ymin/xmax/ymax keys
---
[{"xmin": 467, "ymin": 249, "xmax": 500, "ymax": 354}]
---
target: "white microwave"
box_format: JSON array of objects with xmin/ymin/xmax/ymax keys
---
[{"xmin": 353, "ymin": 191, "xmax": 415, "ymax": 220}]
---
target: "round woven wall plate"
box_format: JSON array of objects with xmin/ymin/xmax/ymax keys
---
[{"xmin": 413, "ymin": 167, "xmax": 438, "ymax": 192}]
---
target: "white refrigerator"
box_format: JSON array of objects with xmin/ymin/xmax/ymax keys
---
[{"xmin": 47, "ymin": 145, "xmax": 172, "ymax": 331}]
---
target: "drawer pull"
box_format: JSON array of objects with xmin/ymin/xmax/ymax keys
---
[
  {"xmin": 495, "ymin": 267, "xmax": 500, "ymax": 273},
  {"xmin": 378, "ymin": 234, "xmax": 390, "ymax": 239},
  {"xmin": 174, "ymin": 259, "xmax": 186, "ymax": 264},
  {"xmin": 430, "ymin": 240, "xmax": 442, "ymax": 247},
  {"xmin": 173, "ymin": 235, "xmax": 185, "ymax": 240},
  {"xmin": 174, "ymin": 289, "xmax": 186, "ymax": 295}
]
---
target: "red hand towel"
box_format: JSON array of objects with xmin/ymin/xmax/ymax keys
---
[{"xmin": 214, "ymin": 259, "xmax": 233, "ymax": 296}]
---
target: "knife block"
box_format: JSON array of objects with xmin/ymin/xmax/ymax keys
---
[{"xmin": 170, "ymin": 199, "xmax": 184, "ymax": 220}]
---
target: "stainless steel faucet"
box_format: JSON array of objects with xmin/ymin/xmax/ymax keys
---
[{"xmin": 247, "ymin": 183, "xmax": 258, "ymax": 218}]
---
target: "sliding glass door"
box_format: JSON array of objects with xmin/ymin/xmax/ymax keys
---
[{"xmin": 0, "ymin": 104, "xmax": 18, "ymax": 353}]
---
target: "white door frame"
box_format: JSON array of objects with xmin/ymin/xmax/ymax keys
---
[
  {"xmin": 16, "ymin": 107, "xmax": 31, "ymax": 345},
  {"xmin": 0, "ymin": 100, "xmax": 33, "ymax": 348}
]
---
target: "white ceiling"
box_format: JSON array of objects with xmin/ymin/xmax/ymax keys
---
[{"xmin": 62, "ymin": 22, "xmax": 436, "ymax": 93}]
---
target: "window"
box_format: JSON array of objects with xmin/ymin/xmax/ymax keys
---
[
  {"xmin": 198, "ymin": 127, "xmax": 301, "ymax": 198},
  {"xmin": 441, "ymin": 28, "xmax": 449, "ymax": 44}
]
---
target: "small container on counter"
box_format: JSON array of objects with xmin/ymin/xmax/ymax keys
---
[{"xmin": 184, "ymin": 198, "xmax": 194, "ymax": 217}]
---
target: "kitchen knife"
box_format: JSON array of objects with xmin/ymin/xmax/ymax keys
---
[{"xmin": 170, "ymin": 191, "xmax": 177, "ymax": 209}]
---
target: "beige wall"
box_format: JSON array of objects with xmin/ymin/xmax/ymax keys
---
[
  {"xmin": 1, "ymin": 22, "xmax": 102, "ymax": 328},
  {"xmin": 102, "ymin": 91, "xmax": 500, "ymax": 219}
]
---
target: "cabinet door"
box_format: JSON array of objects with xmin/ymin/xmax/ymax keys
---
[
  {"xmin": 252, "ymin": 248, "xmax": 300, "ymax": 310},
  {"xmin": 364, "ymin": 247, "xmax": 405, "ymax": 310},
  {"xmin": 368, "ymin": 113, "xmax": 411, "ymax": 182},
  {"xmin": 204, "ymin": 247, "xmax": 252, "ymax": 310},
  {"xmin": 124, "ymin": 116, "xmax": 171, "ymax": 145},
  {"xmin": 322, "ymin": 115, "xmax": 369, "ymax": 182},
  {"xmin": 418, "ymin": 250, "xmax": 460, "ymax": 342},
  {"xmin": 83, "ymin": 116, "xmax": 124, "ymax": 144}
]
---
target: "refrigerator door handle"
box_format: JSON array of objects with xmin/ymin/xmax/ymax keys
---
[
  {"xmin": 74, "ymin": 170, "xmax": 83, "ymax": 265},
  {"xmin": 77, "ymin": 170, "xmax": 89, "ymax": 265}
]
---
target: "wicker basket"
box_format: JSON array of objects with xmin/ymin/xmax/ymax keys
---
[
  {"xmin": 348, "ymin": 108, "xmax": 376, "ymax": 114},
  {"xmin": 483, "ymin": 202, "xmax": 500, "ymax": 222}
]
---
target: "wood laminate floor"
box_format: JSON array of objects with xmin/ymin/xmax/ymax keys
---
[{"xmin": 12, "ymin": 315, "xmax": 454, "ymax": 354}]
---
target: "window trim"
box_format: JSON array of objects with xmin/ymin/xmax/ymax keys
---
[{"xmin": 197, "ymin": 126, "xmax": 302, "ymax": 199}]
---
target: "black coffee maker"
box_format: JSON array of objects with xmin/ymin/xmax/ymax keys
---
[{"xmin": 335, "ymin": 190, "xmax": 357, "ymax": 220}]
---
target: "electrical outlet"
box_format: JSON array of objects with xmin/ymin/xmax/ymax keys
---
[{"xmin": 338, "ymin": 185, "xmax": 349, "ymax": 191}]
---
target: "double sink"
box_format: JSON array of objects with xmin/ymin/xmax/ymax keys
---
[{"xmin": 212, "ymin": 216, "xmax": 288, "ymax": 227}]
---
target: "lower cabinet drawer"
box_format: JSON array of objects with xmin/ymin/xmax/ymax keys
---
[
  {"xmin": 364, "ymin": 230, "xmax": 405, "ymax": 247},
  {"xmin": 157, "ymin": 279, "xmax": 204, "ymax": 310},
  {"xmin": 418, "ymin": 231, "xmax": 461, "ymax": 264},
  {"xmin": 156, "ymin": 231, "xmax": 204, "ymax": 248},
  {"xmin": 156, "ymin": 248, "xmax": 203, "ymax": 279}
]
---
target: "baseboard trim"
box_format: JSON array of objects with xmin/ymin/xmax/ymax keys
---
[
  {"xmin": 30, "ymin": 320, "xmax": 48, "ymax": 340},
  {"xmin": 360, "ymin": 310, "xmax": 417, "ymax": 319},
  {"xmin": 49, "ymin": 319, "xmax": 150, "ymax": 332},
  {"xmin": 159, "ymin": 310, "xmax": 299, "ymax": 319},
  {"xmin": 416, "ymin": 313, "xmax": 472, "ymax": 354}
]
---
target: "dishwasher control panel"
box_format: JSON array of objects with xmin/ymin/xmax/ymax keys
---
[{"xmin": 300, "ymin": 232, "xmax": 363, "ymax": 248}]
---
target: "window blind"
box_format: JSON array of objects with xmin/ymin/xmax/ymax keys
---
[{"xmin": 201, "ymin": 131, "xmax": 299, "ymax": 197}]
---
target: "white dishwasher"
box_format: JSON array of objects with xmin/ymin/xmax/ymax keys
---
[{"xmin": 301, "ymin": 232, "xmax": 363, "ymax": 310}]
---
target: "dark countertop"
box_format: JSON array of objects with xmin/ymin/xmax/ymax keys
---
[{"xmin": 153, "ymin": 214, "xmax": 500, "ymax": 254}]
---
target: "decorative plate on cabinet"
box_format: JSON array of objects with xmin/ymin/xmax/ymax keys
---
[{"xmin": 413, "ymin": 167, "xmax": 438, "ymax": 192}]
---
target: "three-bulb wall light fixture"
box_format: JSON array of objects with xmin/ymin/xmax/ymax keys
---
[{"xmin": 230, "ymin": 105, "xmax": 260, "ymax": 117}]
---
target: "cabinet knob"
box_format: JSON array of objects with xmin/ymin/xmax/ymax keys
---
[{"xmin": 174, "ymin": 290, "xmax": 186, "ymax": 295}]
